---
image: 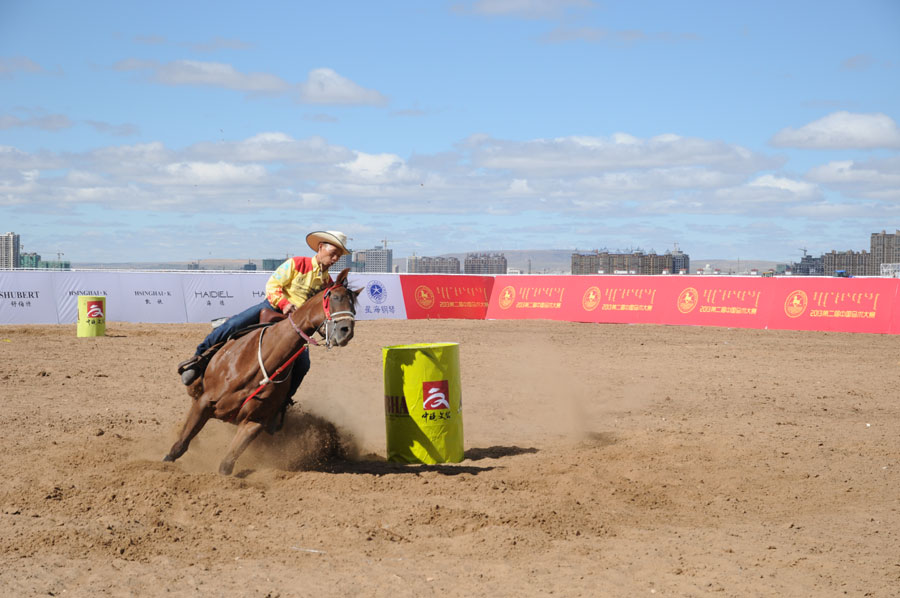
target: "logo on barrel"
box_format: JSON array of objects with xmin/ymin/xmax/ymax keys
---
[
  {"xmin": 676, "ymin": 287, "xmax": 698, "ymax": 314},
  {"xmin": 414, "ymin": 285, "xmax": 435, "ymax": 310},
  {"xmin": 784, "ymin": 290, "xmax": 808, "ymax": 318},
  {"xmin": 423, "ymin": 380, "xmax": 450, "ymax": 410},
  {"xmin": 582, "ymin": 286, "xmax": 601, "ymax": 311},
  {"xmin": 498, "ymin": 285, "xmax": 516, "ymax": 310},
  {"xmin": 86, "ymin": 300, "xmax": 104, "ymax": 319}
]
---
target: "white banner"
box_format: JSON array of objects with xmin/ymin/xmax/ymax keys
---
[
  {"xmin": 348, "ymin": 273, "xmax": 407, "ymax": 320},
  {"xmin": 183, "ymin": 273, "xmax": 262, "ymax": 323},
  {"xmin": 117, "ymin": 272, "xmax": 188, "ymax": 323},
  {"xmin": 0, "ymin": 271, "xmax": 410, "ymax": 325},
  {"xmin": 0, "ymin": 271, "xmax": 59, "ymax": 324},
  {"xmin": 52, "ymin": 271, "xmax": 123, "ymax": 323}
]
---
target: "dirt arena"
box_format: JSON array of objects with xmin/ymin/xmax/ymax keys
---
[{"xmin": 1, "ymin": 319, "xmax": 898, "ymax": 597}]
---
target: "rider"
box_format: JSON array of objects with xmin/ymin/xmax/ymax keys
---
[{"xmin": 177, "ymin": 230, "xmax": 351, "ymax": 393}]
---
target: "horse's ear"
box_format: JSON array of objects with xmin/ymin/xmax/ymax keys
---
[{"xmin": 336, "ymin": 268, "xmax": 350, "ymax": 285}]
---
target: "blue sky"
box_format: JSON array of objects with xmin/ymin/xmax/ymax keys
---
[{"xmin": 1, "ymin": 0, "xmax": 898, "ymax": 263}]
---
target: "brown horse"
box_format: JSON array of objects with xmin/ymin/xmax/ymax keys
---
[{"xmin": 163, "ymin": 268, "xmax": 358, "ymax": 475}]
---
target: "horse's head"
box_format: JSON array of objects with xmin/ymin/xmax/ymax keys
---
[{"xmin": 322, "ymin": 268, "xmax": 358, "ymax": 347}]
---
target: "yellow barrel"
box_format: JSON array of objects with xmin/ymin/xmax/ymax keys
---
[
  {"xmin": 76, "ymin": 295, "xmax": 106, "ymax": 337},
  {"xmin": 383, "ymin": 342, "xmax": 464, "ymax": 464}
]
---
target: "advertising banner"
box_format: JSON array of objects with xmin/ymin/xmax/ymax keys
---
[
  {"xmin": 117, "ymin": 272, "xmax": 188, "ymax": 323},
  {"xmin": 52, "ymin": 271, "xmax": 122, "ymax": 323},
  {"xmin": 183, "ymin": 273, "xmax": 261, "ymax": 324},
  {"xmin": 486, "ymin": 276, "xmax": 575, "ymax": 321},
  {"xmin": 400, "ymin": 275, "xmax": 493, "ymax": 319},
  {"xmin": 767, "ymin": 277, "xmax": 898, "ymax": 334},
  {"xmin": 0, "ymin": 271, "xmax": 59, "ymax": 324},
  {"xmin": 655, "ymin": 276, "xmax": 772, "ymax": 330},
  {"xmin": 349, "ymin": 273, "xmax": 407, "ymax": 320}
]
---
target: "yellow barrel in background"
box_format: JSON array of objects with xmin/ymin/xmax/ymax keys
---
[
  {"xmin": 383, "ymin": 342, "xmax": 464, "ymax": 464},
  {"xmin": 77, "ymin": 295, "xmax": 106, "ymax": 337}
]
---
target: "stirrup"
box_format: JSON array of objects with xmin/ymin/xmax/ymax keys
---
[{"xmin": 177, "ymin": 356, "xmax": 201, "ymax": 375}]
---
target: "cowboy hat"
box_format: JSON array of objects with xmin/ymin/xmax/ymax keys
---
[{"xmin": 306, "ymin": 230, "xmax": 350, "ymax": 256}]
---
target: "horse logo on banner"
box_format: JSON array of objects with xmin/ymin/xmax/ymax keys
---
[
  {"xmin": 499, "ymin": 286, "xmax": 516, "ymax": 310},
  {"xmin": 677, "ymin": 287, "xmax": 699, "ymax": 314},
  {"xmin": 582, "ymin": 286, "xmax": 601, "ymax": 311},
  {"xmin": 414, "ymin": 285, "xmax": 435, "ymax": 310},
  {"xmin": 784, "ymin": 290, "xmax": 808, "ymax": 318}
]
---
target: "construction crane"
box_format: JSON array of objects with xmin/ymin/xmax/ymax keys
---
[
  {"xmin": 799, "ymin": 247, "xmax": 808, "ymax": 257},
  {"xmin": 380, "ymin": 238, "xmax": 395, "ymax": 250}
]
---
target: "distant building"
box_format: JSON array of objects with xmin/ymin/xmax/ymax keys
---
[
  {"xmin": 792, "ymin": 253, "xmax": 824, "ymax": 276},
  {"xmin": 0, "ymin": 232, "xmax": 20, "ymax": 269},
  {"xmin": 870, "ymin": 230, "xmax": 900, "ymax": 276},
  {"xmin": 356, "ymin": 246, "xmax": 392, "ymax": 273},
  {"xmin": 464, "ymin": 253, "xmax": 507, "ymax": 274},
  {"xmin": 242, "ymin": 261, "xmax": 257, "ymax": 271},
  {"xmin": 262, "ymin": 258, "xmax": 283, "ymax": 271},
  {"xmin": 823, "ymin": 250, "xmax": 869, "ymax": 277},
  {"xmin": 332, "ymin": 253, "xmax": 353, "ymax": 272},
  {"xmin": 38, "ymin": 260, "xmax": 71, "ymax": 270},
  {"xmin": 187, "ymin": 261, "xmax": 201, "ymax": 270},
  {"xmin": 19, "ymin": 252, "xmax": 41, "ymax": 268},
  {"xmin": 408, "ymin": 255, "xmax": 460, "ymax": 274},
  {"xmin": 571, "ymin": 248, "xmax": 689, "ymax": 275}
]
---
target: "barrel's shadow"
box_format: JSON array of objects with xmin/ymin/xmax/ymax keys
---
[{"xmin": 312, "ymin": 445, "xmax": 539, "ymax": 476}]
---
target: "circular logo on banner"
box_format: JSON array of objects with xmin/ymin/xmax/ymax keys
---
[
  {"xmin": 582, "ymin": 286, "xmax": 601, "ymax": 311},
  {"xmin": 366, "ymin": 279, "xmax": 387, "ymax": 304},
  {"xmin": 784, "ymin": 290, "xmax": 808, "ymax": 318},
  {"xmin": 677, "ymin": 287, "xmax": 699, "ymax": 314},
  {"xmin": 414, "ymin": 285, "xmax": 435, "ymax": 310},
  {"xmin": 498, "ymin": 286, "xmax": 516, "ymax": 310}
]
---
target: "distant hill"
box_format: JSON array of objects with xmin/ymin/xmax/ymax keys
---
[{"xmin": 74, "ymin": 253, "xmax": 791, "ymax": 275}]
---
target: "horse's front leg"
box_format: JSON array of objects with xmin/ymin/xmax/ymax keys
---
[
  {"xmin": 218, "ymin": 419, "xmax": 264, "ymax": 475},
  {"xmin": 164, "ymin": 396, "xmax": 214, "ymax": 463}
]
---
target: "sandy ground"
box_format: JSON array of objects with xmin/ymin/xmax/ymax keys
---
[{"xmin": 0, "ymin": 319, "xmax": 898, "ymax": 597}]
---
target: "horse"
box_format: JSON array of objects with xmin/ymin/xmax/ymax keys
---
[{"xmin": 163, "ymin": 268, "xmax": 358, "ymax": 475}]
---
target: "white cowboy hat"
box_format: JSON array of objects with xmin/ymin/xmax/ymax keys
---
[{"xmin": 306, "ymin": 230, "xmax": 350, "ymax": 255}]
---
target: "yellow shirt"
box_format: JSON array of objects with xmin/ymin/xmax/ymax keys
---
[{"xmin": 265, "ymin": 256, "xmax": 332, "ymax": 311}]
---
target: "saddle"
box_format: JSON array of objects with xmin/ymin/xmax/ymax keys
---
[{"xmin": 176, "ymin": 309, "xmax": 288, "ymax": 376}]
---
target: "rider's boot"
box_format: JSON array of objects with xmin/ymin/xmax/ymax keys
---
[{"xmin": 177, "ymin": 356, "xmax": 202, "ymax": 386}]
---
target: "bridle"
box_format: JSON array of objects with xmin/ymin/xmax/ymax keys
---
[{"xmin": 318, "ymin": 282, "xmax": 356, "ymax": 349}]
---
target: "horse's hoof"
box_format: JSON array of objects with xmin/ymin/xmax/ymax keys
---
[
  {"xmin": 218, "ymin": 463, "xmax": 234, "ymax": 476},
  {"xmin": 163, "ymin": 454, "xmax": 175, "ymax": 462}
]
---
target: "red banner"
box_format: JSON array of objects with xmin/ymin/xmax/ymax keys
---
[
  {"xmin": 399, "ymin": 275, "xmax": 494, "ymax": 319},
  {"xmin": 486, "ymin": 275, "xmax": 900, "ymax": 334},
  {"xmin": 767, "ymin": 277, "xmax": 898, "ymax": 334}
]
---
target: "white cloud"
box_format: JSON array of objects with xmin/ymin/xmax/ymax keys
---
[
  {"xmin": 338, "ymin": 152, "xmax": 416, "ymax": 182},
  {"xmin": 85, "ymin": 120, "xmax": 139, "ymax": 137},
  {"xmin": 541, "ymin": 27, "xmax": 700, "ymax": 44},
  {"xmin": 187, "ymin": 132, "xmax": 353, "ymax": 164},
  {"xmin": 297, "ymin": 68, "xmax": 387, "ymax": 106},
  {"xmin": 468, "ymin": 133, "xmax": 777, "ymax": 175},
  {"xmin": 0, "ymin": 113, "xmax": 72, "ymax": 131},
  {"xmin": 771, "ymin": 111, "xmax": 900, "ymax": 149},
  {"xmin": 114, "ymin": 58, "xmax": 291, "ymax": 94},
  {"xmin": 747, "ymin": 174, "xmax": 818, "ymax": 197},
  {"xmin": 464, "ymin": 0, "xmax": 593, "ymax": 18},
  {"xmin": 155, "ymin": 60, "xmax": 290, "ymax": 93},
  {"xmin": 806, "ymin": 156, "xmax": 900, "ymax": 200},
  {"xmin": 0, "ymin": 56, "xmax": 44, "ymax": 77}
]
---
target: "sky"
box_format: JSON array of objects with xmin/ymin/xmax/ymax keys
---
[{"xmin": 1, "ymin": 0, "xmax": 899, "ymax": 264}]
